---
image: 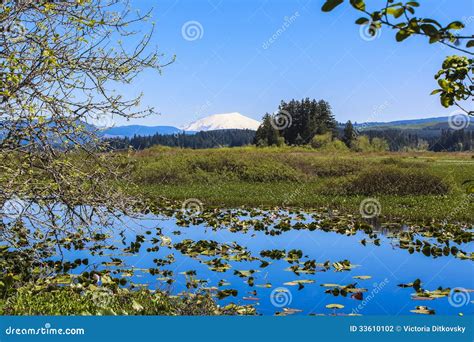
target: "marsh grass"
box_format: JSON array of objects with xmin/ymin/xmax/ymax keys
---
[{"xmin": 126, "ymin": 147, "xmax": 473, "ymax": 221}]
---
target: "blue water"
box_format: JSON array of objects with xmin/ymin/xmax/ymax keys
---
[{"xmin": 68, "ymin": 212, "xmax": 474, "ymax": 316}]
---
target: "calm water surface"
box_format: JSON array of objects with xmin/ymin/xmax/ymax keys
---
[{"xmin": 67, "ymin": 211, "xmax": 474, "ymax": 316}]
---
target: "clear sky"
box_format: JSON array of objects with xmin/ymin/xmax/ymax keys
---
[{"xmin": 115, "ymin": 0, "xmax": 473, "ymax": 127}]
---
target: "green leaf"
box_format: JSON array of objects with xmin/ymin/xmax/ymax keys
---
[
  {"xmin": 467, "ymin": 40, "xmax": 474, "ymax": 48},
  {"xmin": 429, "ymin": 35, "xmax": 441, "ymax": 44},
  {"xmin": 387, "ymin": 7, "xmax": 404, "ymax": 18},
  {"xmin": 446, "ymin": 21, "xmax": 464, "ymax": 30},
  {"xmin": 396, "ymin": 30, "xmax": 411, "ymax": 42},
  {"xmin": 321, "ymin": 0, "xmax": 344, "ymax": 12},
  {"xmin": 438, "ymin": 79, "xmax": 449, "ymax": 90},
  {"xmin": 349, "ymin": 0, "xmax": 365, "ymax": 11},
  {"xmin": 355, "ymin": 17, "xmax": 369, "ymax": 25},
  {"xmin": 406, "ymin": 1, "xmax": 420, "ymax": 7},
  {"xmin": 421, "ymin": 19, "xmax": 442, "ymax": 28},
  {"xmin": 326, "ymin": 304, "xmax": 344, "ymax": 309},
  {"xmin": 420, "ymin": 24, "xmax": 438, "ymax": 36}
]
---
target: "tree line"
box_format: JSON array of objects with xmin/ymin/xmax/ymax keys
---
[
  {"xmin": 107, "ymin": 129, "xmax": 256, "ymax": 150},
  {"xmin": 107, "ymin": 98, "xmax": 474, "ymax": 152}
]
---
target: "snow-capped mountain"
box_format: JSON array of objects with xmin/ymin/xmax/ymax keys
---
[{"xmin": 182, "ymin": 112, "xmax": 260, "ymax": 131}]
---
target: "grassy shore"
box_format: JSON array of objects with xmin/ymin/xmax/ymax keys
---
[{"xmin": 126, "ymin": 146, "xmax": 474, "ymax": 222}]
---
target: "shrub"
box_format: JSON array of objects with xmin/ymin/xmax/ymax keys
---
[
  {"xmin": 310, "ymin": 133, "xmax": 333, "ymax": 149},
  {"xmin": 344, "ymin": 167, "xmax": 450, "ymax": 195},
  {"xmin": 352, "ymin": 136, "xmax": 389, "ymax": 152},
  {"xmin": 318, "ymin": 139, "xmax": 350, "ymax": 153}
]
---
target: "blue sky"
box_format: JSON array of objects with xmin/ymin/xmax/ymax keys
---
[{"xmin": 115, "ymin": 0, "xmax": 473, "ymax": 127}]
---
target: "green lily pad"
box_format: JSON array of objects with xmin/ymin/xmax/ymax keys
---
[{"xmin": 326, "ymin": 304, "xmax": 344, "ymax": 309}]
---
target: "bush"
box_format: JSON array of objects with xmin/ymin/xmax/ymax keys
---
[
  {"xmin": 310, "ymin": 133, "xmax": 332, "ymax": 149},
  {"xmin": 318, "ymin": 139, "xmax": 350, "ymax": 153},
  {"xmin": 344, "ymin": 167, "xmax": 450, "ymax": 195},
  {"xmin": 352, "ymin": 136, "xmax": 389, "ymax": 152}
]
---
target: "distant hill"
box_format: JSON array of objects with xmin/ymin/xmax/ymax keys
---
[
  {"xmin": 102, "ymin": 125, "xmax": 186, "ymax": 138},
  {"xmin": 354, "ymin": 116, "xmax": 472, "ymax": 130}
]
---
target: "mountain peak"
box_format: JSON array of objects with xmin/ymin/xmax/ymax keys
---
[{"xmin": 183, "ymin": 112, "xmax": 260, "ymax": 131}]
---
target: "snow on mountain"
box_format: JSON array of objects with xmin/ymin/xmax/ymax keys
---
[{"xmin": 182, "ymin": 112, "xmax": 261, "ymax": 131}]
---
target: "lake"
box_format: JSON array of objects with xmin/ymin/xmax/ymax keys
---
[{"xmin": 62, "ymin": 209, "xmax": 473, "ymax": 316}]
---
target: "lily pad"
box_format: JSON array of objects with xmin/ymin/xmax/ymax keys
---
[
  {"xmin": 410, "ymin": 306, "xmax": 435, "ymax": 315},
  {"xmin": 326, "ymin": 304, "xmax": 344, "ymax": 309}
]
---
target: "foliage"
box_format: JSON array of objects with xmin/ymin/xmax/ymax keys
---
[
  {"xmin": 128, "ymin": 147, "xmax": 473, "ymax": 221},
  {"xmin": 344, "ymin": 167, "xmax": 451, "ymax": 195},
  {"xmin": 320, "ymin": 0, "xmax": 473, "ymax": 114},
  {"xmin": 0, "ymin": 0, "xmax": 168, "ymax": 264},
  {"xmin": 317, "ymin": 139, "xmax": 350, "ymax": 153},
  {"xmin": 363, "ymin": 128, "xmax": 474, "ymax": 152},
  {"xmin": 432, "ymin": 56, "xmax": 473, "ymax": 114},
  {"xmin": 342, "ymin": 120, "xmax": 357, "ymax": 148},
  {"xmin": 109, "ymin": 129, "xmax": 256, "ymax": 150},
  {"xmin": 310, "ymin": 132, "xmax": 333, "ymax": 149},
  {"xmin": 352, "ymin": 136, "xmax": 389, "ymax": 152},
  {"xmin": 254, "ymin": 114, "xmax": 281, "ymax": 146},
  {"xmin": 0, "ymin": 0, "xmax": 174, "ymax": 316},
  {"xmin": 277, "ymin": 98, "xmax": 337, "ymax": 145},
  {"xmin": 0, "ymin": 285, "xmax": 255, "ymax": 316}
]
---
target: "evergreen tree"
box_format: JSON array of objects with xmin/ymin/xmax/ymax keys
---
[
  {"xmin": 254, "ymin": 114, "xmax": 280, "ymax": 146},
  {"xmin": 342, "ymin": 120, "xmax": 357, "ymax": 148},
  {"xmin": 278, "ymin": 98, "xmax": 337, "ymax": 145}
]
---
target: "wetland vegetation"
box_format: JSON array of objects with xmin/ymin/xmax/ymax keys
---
[{"xmin": 0, "ymin": 0, "xmax": 472, "ymax": 319}]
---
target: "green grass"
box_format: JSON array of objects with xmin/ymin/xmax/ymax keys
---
[{"xmin": 125, "ymin": 146, "xmax": 474, "ymax": 222}]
